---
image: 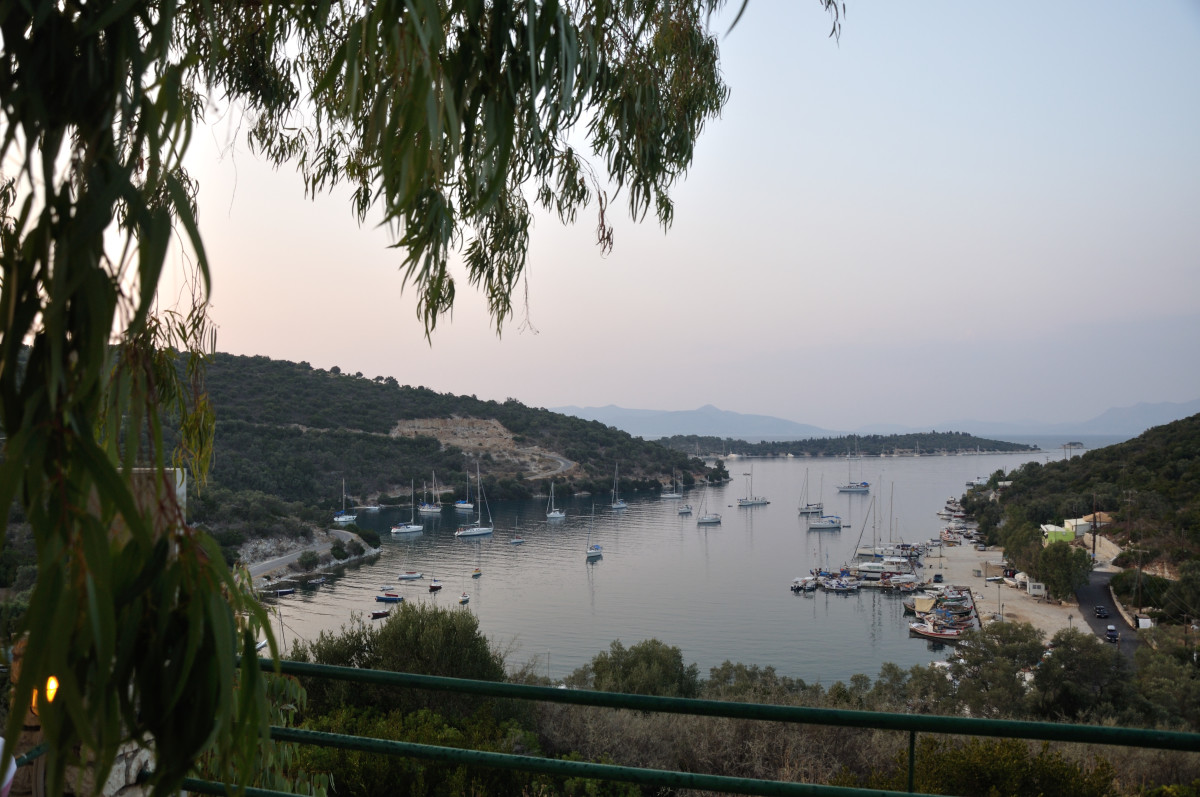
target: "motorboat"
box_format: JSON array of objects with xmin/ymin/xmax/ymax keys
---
[
  {"xmin": 370, "ymin": 609, "xmax": 390, "ymax": 619},
  {"xmin": 375, "ymin": 594, "xmax": 403, "ymax": 603},
  {"xmin": 909, "ymin": 622, "xmax": 965, "ymax": 642},
  {"xmin": 678, "ymin": 503, "xmax": 692, "ymax": 515}
]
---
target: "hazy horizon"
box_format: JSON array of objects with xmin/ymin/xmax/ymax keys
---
[{"xmin": 178, "ymin": 2, "xmax": 1200, "ymax": 431}]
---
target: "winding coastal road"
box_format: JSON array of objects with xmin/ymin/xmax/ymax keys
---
[{"xmin": 249, "ymin": 527, "xmax": 358, "ymax": 580}]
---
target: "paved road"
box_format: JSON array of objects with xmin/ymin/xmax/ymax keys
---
[
  {"xmin": 524, "ymin": 451, "xmax": 576, "ymax": 480},
  {"xmin": 1075, "ymin": 569, "xmax": 1138, "ymax": 659},
  {"xmin": 249, "ymin": 527, "xmax": 358, "ymax": 580}
]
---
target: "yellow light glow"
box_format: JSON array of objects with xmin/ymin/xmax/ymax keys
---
[{"xmin": 45, "ymin": 676, "xmax": 58, "ymax": 703}]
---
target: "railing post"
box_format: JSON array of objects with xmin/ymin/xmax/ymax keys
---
[{"xmin": 907, "ymin": 730, "xmax": 916, "ymax": 794}]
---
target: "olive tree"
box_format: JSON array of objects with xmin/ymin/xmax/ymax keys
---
[{"xmin": 0, "ymin": 0, "xmax": 841, "ymax": 792}]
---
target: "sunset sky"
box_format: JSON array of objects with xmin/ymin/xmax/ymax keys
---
[{"xmin": 180, "ymin": 1, "xmax": 1200, "ymax": 431}]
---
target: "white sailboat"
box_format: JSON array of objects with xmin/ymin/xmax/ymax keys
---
[
  {"xmin": 696, "ymin": 488, "xmax": 721, "ymax": 525},
  {"xmin": 391, "ymin": 481, "xmax": 425, "ymax": 534},
  {"xmin": 837, "ymin": 446, "xmax": 870, "ymax": 493},
  {"xmin": 661, "ymin": 470, "xmax": 682, "ymax": 500},
  {"xmin": 546, "ymin": 481, "xmax": 566, "ymax": 519},
  {"xmin": 797, "ymin": 469, "xmax": 823, "ymax": 515},
  {"xmin": 454, "ymin": 469, "xmax": 474, "ymax": 512},
  {"xmin": 808, "ymin": 514, "xmax": 843, "ymax": 530},
  {"xmin": 455, "ymin": 464, "xmax": 494, "ymax": 537},
  {"xmin": 736, "ymin": 466, "xmax": 769, "ymax": 506},
  {"xmin": 610, "ymin": 464, "xmax": 627, "ymax": 510},
  {"xmin": 418, "ymin": 471, "xmax": 443, "ymax": 513},
  {"xmin": 586, "ymin": 506, "xmax": 603, "ymax": 558},
  {"xmin": 333, "ymin": 478, "xmax": 357, "ymax": 523}
]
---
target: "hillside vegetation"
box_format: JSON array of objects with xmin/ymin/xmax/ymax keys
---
[
  {"xmin": 964, "ymin": 413, "xmax": 1200, "ymax": 620},
  {"xmin": 200, "ymin": 353, "xmax": 721, "ymax": 509},
  {"xmin": 658, "ymin": 431, "xmax": 1036, "ymax": 458}
]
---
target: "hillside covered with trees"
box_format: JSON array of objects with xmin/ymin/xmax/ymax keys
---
[
  {"xmin": 657, "ymin": 431, "xmax": 1036, "ymax": 458},
  {"xmin": 964, "ymin": 413, "xmax": 1200, "ymax": 621},
  {"xmin": 199, "ymin": 353, "xmax": 724, "ymax": 510}
]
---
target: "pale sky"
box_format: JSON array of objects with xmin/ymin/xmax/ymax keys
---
[{"xmin": 179, "ymin": 1, "xmax": 1200, "ymax": 431}]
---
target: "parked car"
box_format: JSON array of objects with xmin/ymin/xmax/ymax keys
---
[
  {"xmin": 1094, "ymin": 605, "xmax": 1110, "ymax": 618},
  {"xmin": 1105, "ymin": 625, "xmax": 1120, "ymax": 643},
  {"xmin": 932, "ymin": 574, "xmax": 944, "ymax": 583}
]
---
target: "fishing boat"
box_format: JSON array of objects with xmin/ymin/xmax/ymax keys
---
[
  {"xmin": 370, "ymin": 609, "xmax": 390, "ymax": 619},
  {"xmin": 546, "ymin": 481, "xmax": 566, "ymax": 519},
  {"xmin": 396, "ymin": 571, "xmax": 423, "ymax": 580},
  {"xmin": 696, "ymin": 489, "xmax": 721, "ymax": 525},
  {"xmin": 908, "ymin": 621, "xmax": 965, "ymax": 642},
  {"xmin": 391, "ymin": 481, "xmax": 424, "ymax": 534},
  {"xmin": 610, "ymin": 464, "xmax": 627, "ymax": 510},
  {"xmin": 736, "ymin": 466, "xmax": 769, "ymax": 506},
  {"xmin": 808, "ymin": 514, "xmax": 842, "ymax": 530},
  {"xmin": 333, "ymin": 478, "xmax": 357, "ymax": 524},
  {"xmin": 790, "ymin": 577, "xmax": 818, "ymax": 593},
  {"xmin": 797, "ymin": 469, "xmax": 823, "ymax": 515},
  {"xmin": 455, "ymin": 463, "xmax": 494, "ymax": 537}
]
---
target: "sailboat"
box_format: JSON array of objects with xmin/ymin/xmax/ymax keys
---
[
  {"xmin": 391, "ymin": 481, "xmax": 424, "ymax": 534},
  {"xmin": 546, "ymin": 481, "xmax": 566, "ymax": 519},
  {"xmin": 797, "ymin": 469, "xmax": 823, "ymax": 515},
  {"xmin": 585, "ymin": 506, "xmax": 603, "ymax": 558},
  {"xmin": 454, "ymin": 469, "xmax": 474, "ymax": 512},
  {"xmin": 419, "ymin": 471, "xmax": 443, "ymax": 513},
  {"xmin": 837, "ymin": 445, "xmax": 870, "ymax": 493},
  {"xmin": 333, "ymin": 478, "xmax": 357, "ymax": 523},
  {"xmin": 661, "ymin": 470, "xmax": 682, "ymax": 500},
  {"xmin": 736, "ymin": 466, "xmax": 769, "ymax": 506},
  {"xmin": 696, "ymin": 488, "xmax": 721, "ymax": 525},
  {"xmin": 610, "ymin": 464, "xmax": 627, "ymax": 510},
  {"xmin": 454, "ymin": 464, "xmax": 494, "ymax": 537}
]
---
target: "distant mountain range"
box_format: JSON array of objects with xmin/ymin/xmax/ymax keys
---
[{"xmin": 552, "ymin": 399, "xmax": 1200, "ymax": 441}]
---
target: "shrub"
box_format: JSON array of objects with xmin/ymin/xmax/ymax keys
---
[
  {"xmin": 356, "ymin": 528, "xmax": 381, "ymax": 548},
  {"xmin": 330, "ymin": 541, "xmax": 349, "ymax": 560},
  {"xmin": 297, "ymin": 550, "xmax": 320, "ymax": 570},
  {"xmin": 347, "ymin": 540, "xmax": 365, "ymax": 558}
]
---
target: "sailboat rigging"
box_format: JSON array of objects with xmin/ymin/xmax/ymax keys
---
[
  {"xmin": 586, "ymin": 505, "xmax": 603, "ymax": 558},
  {"xmin": 334, "ymin": 478, "xmax": 357, "ymax": 523},
  {"xmin": 610, "ymin": 464, "xmax": 627, "ymax": 510},
  {"xmin": 736, "ymin": 465, "xmax": 769, "ymax": 506},
  {"xmin": 797, "ymin": 468, "xmax": 822, "ymax": 515},
  {"xmin": 455, "ymin": 464, "xmax": 494, "ymax": 537},
  {"xmin": 391, "ymin": 480, "xmax": 424, "ymax": 534},
  {"xmin": 546, "ymin": 481, "xmax": 566, "ymax": 519}
]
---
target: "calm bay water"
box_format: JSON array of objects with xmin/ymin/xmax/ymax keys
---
[{"xmin": 268, "ymin": 449, "xmax": 1066, "ymax": 684}]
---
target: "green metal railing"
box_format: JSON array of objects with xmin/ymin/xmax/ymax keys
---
[{"xmin": 23, "ymin": 656, "xmax": 1200, "ymax": 795}]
